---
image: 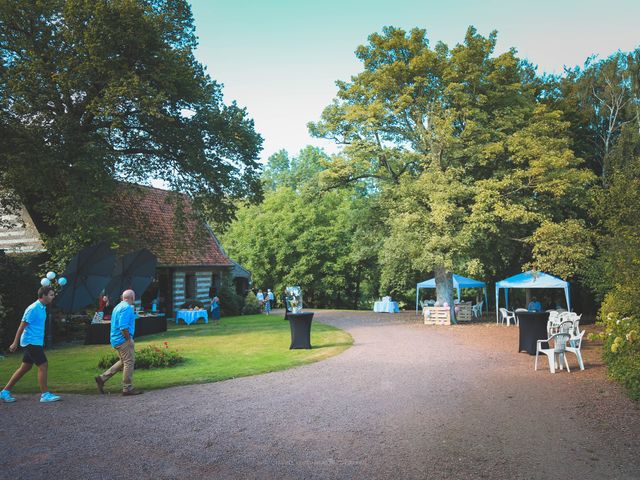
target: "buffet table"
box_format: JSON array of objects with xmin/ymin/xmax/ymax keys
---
[
  {"xmin": 175, "ymin": 310, "xmax": 208, "ymax": 325},
  {"xmin": 85, "ymin": 314, "xmax": 167, "ymax": 345},
  {"xmin": 373, "ymin": 299, "xmax": 400, "ymax": 313}
]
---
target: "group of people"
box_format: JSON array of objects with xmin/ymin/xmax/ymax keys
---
[
  {"xmin": 255, "ymin": 288, "xmax": 275, "ymax": 314},
  {"xmin": 1, "ymin": 286, "xmax": 144, "ymax": 404}
]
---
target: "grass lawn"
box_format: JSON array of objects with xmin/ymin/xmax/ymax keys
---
[{"xmin": 0, "ymin": 314, "xmax": 352, "ymax": 395}]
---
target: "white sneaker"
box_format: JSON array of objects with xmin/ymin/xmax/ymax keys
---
[
  {"xmin": 1, "ymin": 389, "xmax": 16, "ymax": 403},
  {"xmin": 40, "ymin": 392, "xmax": 61, "ymax": 403}
]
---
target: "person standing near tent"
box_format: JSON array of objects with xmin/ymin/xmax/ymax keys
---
[
  {"xmin": 267, "ymin": 289, "xmax": 275, "ymax": 308},
  {"xmin": 256, "ymin": 289, "xmax": 265, "ymax": 312},
  {"xmin": 95, "ymin": 289, "xmax": 143, "ymax": 396},
  {"xmin": 263, "ymin": 292, "xmax": 271, "ymax": 315},
  {"xmin": 211, "ymin": 296, "xmax": 221, "ymax": 321},
  {"xmin": 527, "ymin": 297, "xmax": 542, "ymax": 312},
  {"xmin": 1, "ymin": 286, "xmax": 61, "ymax": 403}
]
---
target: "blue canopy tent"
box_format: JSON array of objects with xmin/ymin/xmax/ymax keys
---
[
  {"xmin": 415, "ymin": 274, "xmax": 488, "ymax": 315},
  {"xmin": 495, "ymin": 271, "xmax": 571, "ymax": 322}
]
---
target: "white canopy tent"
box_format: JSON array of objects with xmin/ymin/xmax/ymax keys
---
[
  {"xmin": 495, "ymin": 270, "xmax": 571, "ymax": 322},
  {"xmin": 415, "ymin": 274, "xmax": 488, "ymax": 314}
]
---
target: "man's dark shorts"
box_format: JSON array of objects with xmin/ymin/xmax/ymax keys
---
[{"xmin": 22, "ymin": 345, "xmax": 47, "ymax": 366}]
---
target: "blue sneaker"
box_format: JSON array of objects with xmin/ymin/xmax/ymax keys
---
[
  {"xmin": 1, "ymin": 389, "xmax": 16, "ymax": 403},
  {"xmin": 40, "ymin": 392, "xmax": 61, "ymax": 403}
]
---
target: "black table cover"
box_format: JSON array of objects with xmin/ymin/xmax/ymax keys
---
[
  {"xmin": 85, "ymin": 316, "xmax": 167, "ymax": 345},
  {"xmin": 517, "ymin": 311, "xmax": 550, "ymax": 355},
  {"xmin": 285, "ymin": 312, "xmax": 314, "ymax": 349}
]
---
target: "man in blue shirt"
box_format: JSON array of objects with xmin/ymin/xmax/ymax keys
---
[
  {"xmin": 94, "ymin": 289, "xmax": 143, "ymax": 396},
  {"xmin": 528, "ymin": 297, "xmax": 543, "ymax": 312},
  {"xmin": 1, "ymin": 286, "xmax": 61, "ymax": 403}
]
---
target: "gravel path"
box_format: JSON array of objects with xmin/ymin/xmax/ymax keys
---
[{"xmin": 1, "ymin": 310, "xmax": 639, "ymax": 479}]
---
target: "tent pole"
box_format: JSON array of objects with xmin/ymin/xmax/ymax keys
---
[{"xmin": 483, "ymin": 287, "xmax": 488, "ymax": 316}]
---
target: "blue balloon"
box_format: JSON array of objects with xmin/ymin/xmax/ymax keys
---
[
  {"xmin": 58, "ymin": 277, "xmax": 67, "ymax": 286},
  {"xmin": 46, "ymin": 271, "xmax": 56, "ymax": 280},
  {"xmin": 40, "ymin": 278, "xmax": 51, "ymax": 286}
]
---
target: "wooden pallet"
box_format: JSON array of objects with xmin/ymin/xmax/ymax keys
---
[
  {"xmin": 423, "ymin": 306, "xmax": 451, "ymax": 325},
  {"xmin": 456, "ymin": 303, "xmax": 473, "ymax": 322}
]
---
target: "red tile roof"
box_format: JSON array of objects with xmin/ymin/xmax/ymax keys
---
[{"xmin": 112, "ymin": 184, "xmax": 232, "ymax": 267}]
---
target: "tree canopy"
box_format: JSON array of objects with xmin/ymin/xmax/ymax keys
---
[
  {"xmin": 309, "ymin": 26, "xmax": 595, "ymax": 320},
  {"xmin": 0, "ymin": 0, "xmax": 262, "ymax": 263}
]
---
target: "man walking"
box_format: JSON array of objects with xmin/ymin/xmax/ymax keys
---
[
  {"xmin": 1, "ymin": 286, "xmax": 61, "ymax": 403},
  {"xmin": 95, "ymin": 289, "xmax": 143, "ymax": 396}
]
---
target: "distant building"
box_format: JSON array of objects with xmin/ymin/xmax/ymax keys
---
[
  {"xmin": 0, "ymin": 204, "xmax": 46, "ymax": 254},
  {"xmin": 109, "ymin": 184, "xmax": 250, "ymax": 316}
]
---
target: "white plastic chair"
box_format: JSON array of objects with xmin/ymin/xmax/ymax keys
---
[
  {"xmin": 547, "ymin": 312, "xmax": 561, "ymax": 336},
  {"xmin": 472, "ymin": 301, "xmax": 483, "ymax": 319},
  {"xmin": 499, "ymin": 308, "xmax": 516, "ymax": 326},
  {"xmin": 566, "ymin": 330, "xmax": 585, "ymax": 370},
  {"xmin": 558, "ymin": 320, "xmax": 574, "ymax": 335},
  {"xmin": 535, "ymin": 332, "xmax": 571, "ymax": 374}
]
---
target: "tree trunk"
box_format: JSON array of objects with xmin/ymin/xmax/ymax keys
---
[
  {"xmin": 525, "ymin": 289, "xmax": 531, "ymax": 306},
  {"xmin": 434, "ymin": 266, "xmax": 456, "ymax": 324}
]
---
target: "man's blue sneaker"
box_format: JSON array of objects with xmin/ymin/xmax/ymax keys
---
[
  {"xmin": 40, "ymin": 392, "xmax": 61, "ymax": 403},
  {"xmin": 1, "ymin": 389, "xmax": 16, "ymax": 403}
]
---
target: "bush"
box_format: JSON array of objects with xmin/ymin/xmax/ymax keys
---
[
  {"xmin": 242, "ymin": 291, "xmax": 261, "ymax": 315},
  {"xmin": 592, "ymin": 310, "xmax": 640, "ymax": 401},
  {"xmin": 218, "ymin": 273, "xmax": 244, "ymax": 317},
  {"xmin": 0, "ymin": 252, "xmax": 42, "ymax": 350},
  {"xmin": 98, "ymin": 342, "xmax": 185, "ymax": 370}
]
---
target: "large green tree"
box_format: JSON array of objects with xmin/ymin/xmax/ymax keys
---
[
  {"xmin": 0, "ymin": 0, "xmax": 262, "ymax": 264},
  {"xmin": 550, "ymin": 50, "xmax": 640, "ymax": 183},
  {"xmin": 223, "ymin": 147, "xmax": 383, "ymax": 309},
  {"xmin": 262, "ymin": 146, "xmax": 329, "ymax": 192},
  {"xmin": 311, "ymin": 26, "xmax": 594, "ymax": 320}
]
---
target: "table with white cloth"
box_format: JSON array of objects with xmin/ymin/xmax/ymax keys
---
[
  {"xmin": 373, "ymin": 299, "xmax": 400, "ymax": 313},
  {"xmin": 176, "ymin": 310, "xmax": 208, "ymax": 325}
]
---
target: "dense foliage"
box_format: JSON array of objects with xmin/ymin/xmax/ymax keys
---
[
  {"xmin": 223, "ymin": 147, "xmax": 382, "ymax": 309},
  {"xmin": 309, "ymin": 26, "xmax": 594, "ymax": 320},
  {"xmin": 242, "ymin": 291, "xmax": 261, "ymax": 315},
  {"xmin": 0, "ymin": 0, "xmax": 262, "ymax": 268},
  {"xmin": 217, "ymin": 273, "xmax": 245, "ymax": 317},
  {"xmin": 0, "ymin": 252, "xmax": 42, "ymax": 349}
]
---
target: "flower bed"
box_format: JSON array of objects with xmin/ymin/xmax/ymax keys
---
[{"xmin": 98, "ymin": 342, "xmax": 185, "ymax": 370}]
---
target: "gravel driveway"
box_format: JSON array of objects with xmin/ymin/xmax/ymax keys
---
[{"xmin": 1, "ymin": 310, "xmax": 639, "ymax": 479}]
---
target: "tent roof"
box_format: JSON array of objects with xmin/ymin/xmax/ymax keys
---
[
  {"xmin": 417, "ymin": 274, "xmax": 486, "ymax": 289},
  {"xmin": 496, "ymin": 271, "xmax": 568, "ymax": 289}
]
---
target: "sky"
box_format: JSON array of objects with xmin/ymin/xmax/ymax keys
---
[{"xmin": 188, "ymin": 0, "xmax": 640, "ymax": 162}]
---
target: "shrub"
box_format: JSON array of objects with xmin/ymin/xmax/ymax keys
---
[
  {"xmin": 242, "ymin": 291, "xmax": 261, "ymax": 315},
  {"xmin": 0, "ymin": 252, "xmax": 42, "ymax": 350},
  {"xmin": 218, "ymin": 273, "xmax": 244, "ymax": 316},
  {"xmin": 592, "ymin": 310, "xmax": 640, "ymax": 401},
  {"xmin": 98, "ymin": 342, "xmax": 185, "ymax": 370}
]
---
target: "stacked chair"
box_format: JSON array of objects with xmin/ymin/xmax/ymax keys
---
[{"xmin": 538, "ymin": 311, "xmax": 585, "ymax": 372}]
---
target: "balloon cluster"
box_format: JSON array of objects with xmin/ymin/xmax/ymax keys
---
[{"xmin": 40, "ymin": 271, "xmax": 67, "ymax": 287}]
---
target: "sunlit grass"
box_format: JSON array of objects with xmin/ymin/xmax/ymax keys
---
[{"xmin": 0, "ymin": 314, "xmax": 352, "ymax": 394}]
